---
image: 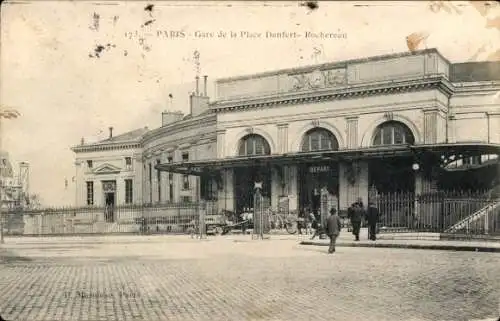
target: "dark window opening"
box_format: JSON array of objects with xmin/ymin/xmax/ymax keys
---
[{"xmin": 238, "ymin": 134, "xmax": 271, "ymax": 156}]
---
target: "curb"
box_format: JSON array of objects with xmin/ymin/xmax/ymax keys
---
[{"xmin": 299, "ymin": 241, "xmax": 500, "ymax": 253}]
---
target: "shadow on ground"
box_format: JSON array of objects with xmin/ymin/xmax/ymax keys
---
[{"xmin": 0, "ymin": 249, "xmax": 33, "ymax": 264}]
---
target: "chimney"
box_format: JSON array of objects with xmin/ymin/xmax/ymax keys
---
[
  {"xmin": 195, "ymin": 76, "xmax": 200, "ymax": 95},
  {"xmin": 109, "ymin": 126, "xmax": 113, "ymax": 139},
  {"xmin": 80, "ymin": 137, "xmax": 85, "ymax": 145},
  {"xmin": 203, "ymin": 75, "xmax": 208, "ymax": 96}
]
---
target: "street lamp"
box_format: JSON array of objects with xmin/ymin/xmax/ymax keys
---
[{"xmin": 0, "ymin": 107, "xmax": 21, "ymax": 244}]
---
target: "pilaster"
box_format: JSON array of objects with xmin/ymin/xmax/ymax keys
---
[
  {"xmin": 216, "ymin": 129, "xmax": 226, "ymax": 158},
  {"xmin": 339, "ymin": 161, "xmax": 368, "ymax": 210},
  {"xmin": 271, "ymin": 168, "xmax": 279, "ymax": 210},
  {"xmin": 288, "ymin": 165, "xmax": 298, "ymax": 212},
  {"xmin": 133, "ymin": 155, "xmax": 143, "ymax": 204},
  {"xmin": 218, "ymin": 169, "xmax": 234, "ymax": 212},
  {"xmin": 345, "ymin": 116, "xmax": 359, "ymax": 149},
  {"xmin": 277, "ymin": 123, "xmax": 289, "ymax": 154},
  {"xmin": 423, "ymin": 108, "xmax": 439, "ymax": 144}
]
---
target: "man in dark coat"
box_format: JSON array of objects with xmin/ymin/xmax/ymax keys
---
[
  {"xmin": 348, "ymin": 199, "xmax": 364, "ymax": 241},
  {"xmin": 366, "ymin": 202, "xmax": 379, "ymax": 241},
  {"xmin": 326, "ymin": 207, "xmax": 342, "ymax": 254}
]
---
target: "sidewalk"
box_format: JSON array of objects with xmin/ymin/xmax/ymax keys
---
[{"xmin": 300, "ymin": 236, "xmax": 500, "ymax": 253}]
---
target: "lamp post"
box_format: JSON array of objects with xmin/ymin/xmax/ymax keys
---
[
  {"xmin": 254, "ymin": 181, "xmax": 263, "ymax": 239},
  {"xmin": 0, "ymin": 108, "xmax": 21, "ymax": 244}
]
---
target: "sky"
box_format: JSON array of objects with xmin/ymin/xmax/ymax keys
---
[{"xmin": 1, "ymin": 0, "xmax": 499, "ymax": 206}]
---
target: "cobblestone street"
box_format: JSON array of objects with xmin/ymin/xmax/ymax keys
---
[{"xmin": 1, "ymin": 236, "xmax": 499, "ymax": 321}]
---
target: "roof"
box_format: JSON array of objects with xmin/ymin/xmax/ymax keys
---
[{"xmin": 89, "ymin": 127, "xmax": 149, "ymax": 146}]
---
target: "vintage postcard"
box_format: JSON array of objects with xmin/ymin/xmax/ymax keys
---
[{"xmin": 1, "ymin": 1, "xmax": 499, "ymax": 320}]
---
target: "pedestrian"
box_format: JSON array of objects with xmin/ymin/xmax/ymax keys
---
[
  {"xmin": 297, "ymin": 209, "xmax": 305, "ymax": 235},
  {"xmin": 310, "ymin": 210, "xmax": 320, "ymax": 240},
  {"xmin": 366, "ymin": 201, "xmax": 379, "ymax": 241},
  {"xmin": 348, "ymin": 199, "xmax": 364, "ymax": 241},
  {"xmin": 326, "ymin": 207, "xmax": 342, "ymax": 254}
]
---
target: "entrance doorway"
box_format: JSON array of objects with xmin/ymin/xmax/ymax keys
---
[
  {"xmin": 234, "ymin": 166, "xmax": 271, "ymax": 215},
  {"xmin": 102, "ymin": 180, "xmax": 116, "ymax": 223},
  {"xmin": 298, "ymin": 163, "xmax": 339, "ymax": 214}
]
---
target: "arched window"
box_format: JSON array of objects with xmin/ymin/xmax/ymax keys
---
[
  {"xmin": 301, "ymin": 128, "xmax": 339, "ymax": 152},
  {"xmin": 372, "ymin": 121, "xmax": 415, "ymax": 146},
  {"xmin": 238, "ymin": 134, "xmax": 271, "ymax": 156}
]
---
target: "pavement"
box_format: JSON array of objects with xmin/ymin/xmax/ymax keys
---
[{"xmin": 0, "ymin": 234, "xmax": 499, "ymax": 321}]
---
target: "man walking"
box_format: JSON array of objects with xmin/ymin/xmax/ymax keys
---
[
  {"xmin": 366, "ymin": 201, "xmax": 379, "ymax": 241},
  {"xmin": 348, "ymin": 198, "xmax": 364, "ymax": 241},
  {"xmin": 326, "ymin": 207, "xmax": 342, "ymax": 254}
]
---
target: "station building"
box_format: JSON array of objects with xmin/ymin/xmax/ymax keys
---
[{"xmin": 72, "ymin": 48, "xmax": 500, "ymax": 217}]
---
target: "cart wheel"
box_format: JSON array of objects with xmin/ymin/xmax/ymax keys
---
[{"xmin": 214, "ymin": 226, "xmax": 223, "ymax": 235}]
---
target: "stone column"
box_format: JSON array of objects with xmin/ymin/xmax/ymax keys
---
[
  {"xmin": 116, "ymin": 178, "xmax": 124, "ymax": 206},
  {"xmin": 277, "ymin": 123, "xmax": 289, "ymax": 154},
  {"xmin": 487, "ymin": 112, "xmax": 500, "ymax": 143},
  {"xmin": 218, "ymin": 169, "xmax": 234, "ymax": 212},
  {"xmin": 345, "ymin": 116, "xmax": 359, "ymax": 149},
  {"xmin": 133, "ymin": 155, "xmax": 143, "ymax": 204},
  {"xmin": 216, "ymin": 129, "xmax": 226, "ymax": 158},
  {"xmin": 357, "ymin": 161, "xmax": 369, "ymax": 205},
  {"xmin": 271, "ymin": 167, "xmax": 279, "ymax": 209},
  {"xmin": 447, "ymin": 114, "xmax": 456, "ymax": 143},
  {"xmin": 339, "ymin": 161, "xmax": 369, "ymax": 210},
  {"xmin": 423, "ymin": 108, "xmax": 439, "ymax": 144},
  {"xmin": 95, "ymin": 180, "xmax": 103, "ymax": 207},
  {"xmin": 160, "ymin": 152, "xmax": 168, "ymax": 203},
  {"xmin": 288, "ymin": 165, "xmax": 298, "ymax": 212},
  {"xmin": 74, "ymin": 161, "xmax": 84, "ymax": 206}
]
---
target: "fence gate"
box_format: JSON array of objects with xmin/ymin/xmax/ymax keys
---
[{"xmin": 253, "ymin": 188, "xmax": 270, "ymax": 239}]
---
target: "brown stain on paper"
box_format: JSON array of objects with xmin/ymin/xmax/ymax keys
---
[{"xmin": 406, "ymin": 32, "xmax": 430, "ymax": 52}]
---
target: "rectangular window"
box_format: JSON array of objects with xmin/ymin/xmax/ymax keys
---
[
  {"xmin": 183, "ymin": 174, "xmax": 190, "ymax": 190},
  {"xmin": 168, "ymin": 172, "xmax": 174, "ymax": 201},
  {"xmin": 182, "ymin": 152, "xmax": 189, "ymax": 161},
  {"xmin": 181, "ymin": 196, "xmax": 191, "ymax": 203},
  {"xmin": 87, "ymin": 160, "xmax": 93, "ymax": 169},
  {"xmin": 125, "ymin": 179, "xmax": 133, "ymax": 204},
  {"xmin": 86, "ymin": 181, "xmax": 94, "ymax": 205},
  {"xmin": 125, "ymin": 157, "xmax": 132, "ymax": 170}
]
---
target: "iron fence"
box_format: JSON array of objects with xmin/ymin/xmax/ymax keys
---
[
  {"xmin": 1, "ymin": 203, "xmax": 203, "ymax": 236},
  {"xmin": 2, "ymin": 191, "xmax": 498, "ymax": 238},
  {"xmin": 375, "ymin": 190, "xmax": 500, "ymax": 236}
]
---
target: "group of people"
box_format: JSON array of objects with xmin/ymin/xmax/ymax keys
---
[
  {"xmin": 301, "ymin": 197, "xmax": 380, "ymax": 254},
  {"xmin": 347, "ymin": 198, "xmax": 380, "ymax": 242}
]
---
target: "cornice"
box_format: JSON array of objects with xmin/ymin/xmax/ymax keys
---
[
  {"xmin": 71, "ymin": 143, "xmax": 142, "ymax": 154},
  {"xmin": 212, "ymin": 76, "xmax": 454, "ymax": 113}
]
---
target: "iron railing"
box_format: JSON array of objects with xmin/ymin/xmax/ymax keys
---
[
  {"xmin": 374, "ymin": 190, "xmax": 500, "ymax": 236},
  {"xmin": 1, "ymin": 190, "xmax": 499, "ymax": 238}
]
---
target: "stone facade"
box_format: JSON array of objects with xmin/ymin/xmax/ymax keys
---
[{"xmin": 72, "ymin": 48, "xmax": 500, "ymax": 213}]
